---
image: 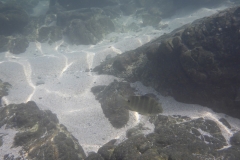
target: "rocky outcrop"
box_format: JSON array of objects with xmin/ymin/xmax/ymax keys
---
[
  {"xmin": 0, "ymin": 101, "xmax": 86, "ymax": 160},
  {"xmin": 91, "ymin": 80, "xmax": 135, "ymax": 128},
  {"xmin": 93, "ymin": 6, "xmax": 240, "ymax": 119},
  {"xmin": 51, "ymin": 7, "xmax": 114, "ymax": 45},
  {"xmin": 86, "ymin": 115, "xmax": 239, "ymax": 160}
]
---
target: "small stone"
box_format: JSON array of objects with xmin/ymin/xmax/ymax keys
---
[{"xmin": 36, "ymin": 80, "xmax": 45, "ymax": 86}]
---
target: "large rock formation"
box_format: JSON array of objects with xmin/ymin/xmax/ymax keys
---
[
  {"xmin": 93, "ymin": 6, "xmax": 240, "ymax": 119},
  {"xmin": 0, "ymin": 101, "xmax": 86, "ymax": 160},
  {"xmin": 86, "ymin": 115, "xmax": 240, "ymax": 160}
]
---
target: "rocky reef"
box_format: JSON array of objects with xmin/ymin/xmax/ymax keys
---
[
  {"xmin": 0, "ymin": 0, "xmax": 230, "ymax": 54},
  {"xmin": 94, "ymin": 6, "xmax": 240, "ymax": 119},
  {"xmin": 0, "ymin": 101, "xmax": 86, "ymax": 160},
  {"xmin": 85, "ymin": 114, "xmax": 240, "ymax": 160}
]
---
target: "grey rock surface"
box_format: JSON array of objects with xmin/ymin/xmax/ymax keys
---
[
  {"xmin": 0, "ymin": 101, "xmax": 86, "ymax": 160},
  {"xmin": 92, "ymin": 115, "xmax": 239, "ymax": 160},
  {"xmin": 94, "ymin": 6, "xmax": 240, "ymax": 119},
  {"xmin": 91, "ymin": 80, "xmax": 135, "ymax": 128}
]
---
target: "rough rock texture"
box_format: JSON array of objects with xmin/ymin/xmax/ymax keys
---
[
  {"xmin": 0, "ymin": 101, "xmax": 86, "ymax": 160},
  {"xmin": 0, "ymin": 0, "xmax": 232, "ymax": 52},
  {"xmin": 37, "ymin": 26, "xmax": 62, "ymax": 44},
  {"xmin": 91, "ymin": 80, "xmax": 135, "ymax": 128},
  {"xmin": 90, "ymin": 115, "xmax": 239, "ymax": 160},
  {"xmin": 0, "ymin": 36, "xmax": 29, "ymax": 54},
  {"xmin": 94, "ymin": 6, "xmax": 240, "ymax": 119},
  {"xmin": 9, "ymin": 37, "xmax": 29, "ymax": 54},
  {"xmin": 0, "ymin": 35, "xmax": 10, "ymax": 53},
  {"xmin": 231, "ymin": 131, "xmax": 240, "ymax": 146},
  {"xmin": 57, "ymin": 8, "xmax": 115, "ymax": 45}
]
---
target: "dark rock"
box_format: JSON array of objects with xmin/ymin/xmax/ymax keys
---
[
  {"xmin": 22, "ymin": 16, "xmax": 45, "ymax": 41},
  {"xmin": 110, "ymin": 135, "xmax": 149, "ymax": 159},
  {"xmin": 37, "ymin": 26, "xmax": 62, "ymax": 44},
  {"xmin": 91, "ymin": 85, "xmax": 106, "ymax": 96},
  {"xmin": 65, "ymin": 19, "xmax": 98, "ymax": 45},
  {"xmin": 0, "ymin": 35, "xmax": 10, "ymax": 53},
  {"xmin": 85, "ymin": 152, "xmax": 104, "ymax": 160},
  {"xmin": 219, "ymin": 118, "xmax": 231, "ymax": 129},
  {"xmin": 9, "ymin": 37, "xmax": 29, "ymax": 54},
  {"xmin": 98, "ymin": 139, "xmax": 117, "ymax": 160},
  {"xmin": 0, "ymin": 101, "xmax": 86, "ymax": 160},
  {"xmin": 93, "ymin": 6, "xmax": 240, "ymax": 119},
  {"xmin": 0, "ymin": 4, "xmax": 29, "ymax": 35},
  {"xmin": 231, "ymin": 131, "xmax": 240, "ymax": 146},
  {"xmin": 0, "ymin": 79, "xmax": 11, "ymax": 104},
  {"xmin": 126, "ymin": 123, "xmax": 148, "ymax": 138},
  {"xmin": 107, "ymin": 115, "xmax": 235, "ymax": 159},
  {"xmin": 0, "ymin": 134, "xmax": 3, "ymax": 147},
  {"xmin": 55, "ymin": 8, "xmax": 116, "ymax": 45},
  {"xmin": 91, "ymin": 80, "xmax": 135, "ymax": 128},
  {"xmin": 64, "ymin": 15, "xmax": 114, "ymax": 45}
]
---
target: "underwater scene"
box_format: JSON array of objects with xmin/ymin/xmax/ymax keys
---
[{"xmin": 1, "ymin": 0, "xmax": 240, "ymax": 159}]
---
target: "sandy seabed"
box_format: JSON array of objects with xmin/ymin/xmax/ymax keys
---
[{"xmin": 0, "ymin": 4, "xmax": 240, "ymax": 157}]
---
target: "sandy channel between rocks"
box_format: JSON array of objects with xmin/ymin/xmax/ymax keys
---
[{"xmin": 0, "ymin": 5, "xmax": 238, "ymax": 157}]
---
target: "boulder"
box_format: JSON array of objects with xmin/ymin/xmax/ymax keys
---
[
  {"xmin": 0, "ymin": 101, "xmax": 86, "ymax": 160},
  {"xmin": 9, "ymin": 37, "xmax": 29, "ymax": 54},
  {"xmin": 37, "ymin": 26, "xmax": 62, "ymax": 44},
  {"xmin": 91, "ymin": 80, "xmax": 135, "ymax": 128},
  {"xmin": 93, "ymin": 6, "xmax": 240, "ymax": 119},
  {"xmin": 101, "ymin": 115, "xmax": 237, "ymax": 160},
  {"xmin": 56, "ymin": 8, "xmax": 115, "ymax": 45}
]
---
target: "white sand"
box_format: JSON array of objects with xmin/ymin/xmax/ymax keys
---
[{"xmin": 1, "ymin": 4, "xmax": 239, "ymax": 158}]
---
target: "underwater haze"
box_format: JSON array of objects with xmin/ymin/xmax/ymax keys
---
[{"xmin": 1, "ymin": 0, "xmax": 240, "ymax": 159}]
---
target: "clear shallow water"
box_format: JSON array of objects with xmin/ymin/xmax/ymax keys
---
[{"xmin": 0, "ymin": 3, "xmax": 238, "ymax": 156}]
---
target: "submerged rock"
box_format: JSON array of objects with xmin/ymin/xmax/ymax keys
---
[
  {"xmin": 37, "ymin": 26, "xmax": 62, "ymax": 44},
  {"xmin": 91, "ymin": 80, "xmax": 135, "ymax": 128},
  {"xmin": 94, "ymin": 6, "xmax": 240, "ymax": 119},
  {"xmin": 92, "ymin": 115, "xmax": 237, "ymax": 160},
  {"xmin": 231, "ymin": 131, "xmax": 240, "ymax": 146},
  {"xmin": 9, "ymin": 37, "xmax": 29, "ymax": 54},
  {"xmin": 0, "ymin": 101, "xmax": 86, "ymax": 160}
]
